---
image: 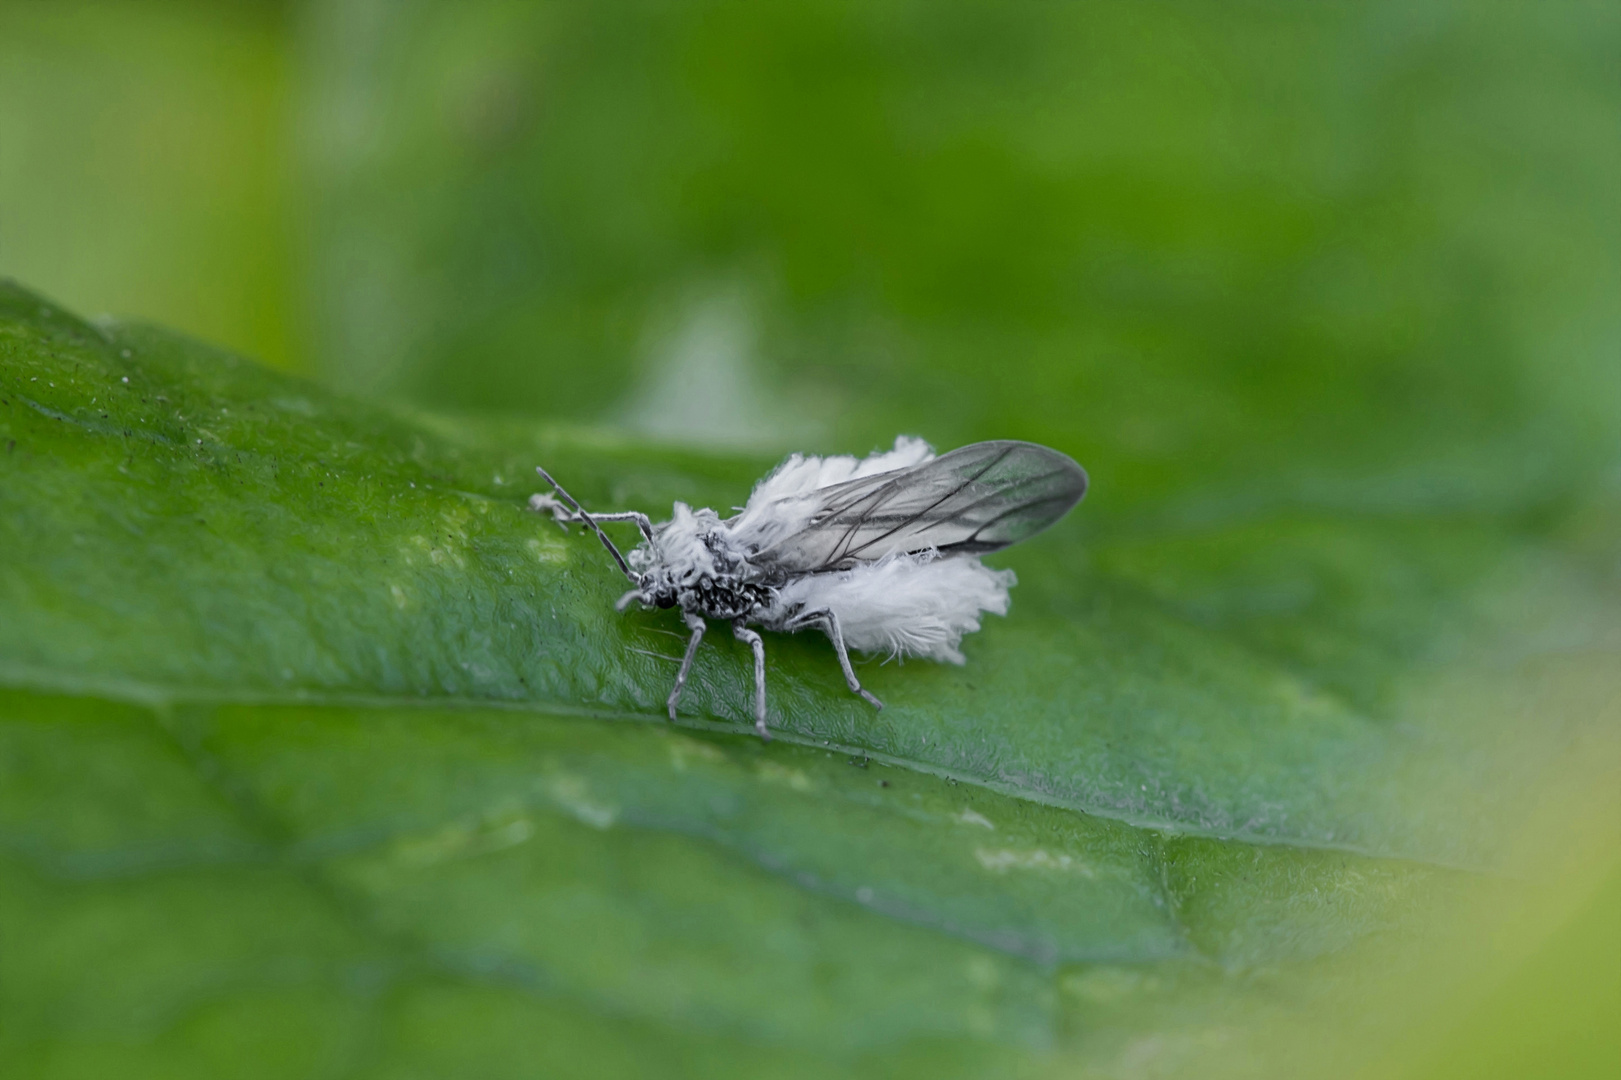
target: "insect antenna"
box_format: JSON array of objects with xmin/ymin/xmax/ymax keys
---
[{"xmin": 535, "ymin": 466, "xmax": 639, "ymax": 583}]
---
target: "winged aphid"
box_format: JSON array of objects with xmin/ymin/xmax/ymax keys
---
[{"xmin": 531, "ymin": 437, "xmax": 1087, "ymax": 739}]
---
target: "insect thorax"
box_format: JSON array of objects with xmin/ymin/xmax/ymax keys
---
[{"xmin": 626, "ymin": 506, "xmax": 776, "ymax": 620}]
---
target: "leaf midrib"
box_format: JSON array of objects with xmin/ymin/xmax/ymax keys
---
[{"xmin": 0, "ymin": 659, "xmax": 1491, "ymax": 874}]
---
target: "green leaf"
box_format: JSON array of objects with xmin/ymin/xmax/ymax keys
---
[
  {"xmin": 6, "ymin": 2, "xmax": 1618, "ymax": 1075},
  {"xmin": 2, "ymin": 283, "xmax": 1616, "ymax": 1077},
  {"xmin": 3, "ymin": 282, "xmax": 1611, "ymax": 869}
]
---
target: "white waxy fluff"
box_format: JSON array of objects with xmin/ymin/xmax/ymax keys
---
[
  {"xmin": 768, "ymin": 551, "xmax": 1015, "ymax": 664},
  {"xmin": 726, "ymin": 436, "xmax": 934, "ymax": 553},
  {"xmin": 628, "ymin": 435, "xmax": 1020, "ymax": 663},
  {"xmin": 732, "ymin": 436, "xmax": 1018, "ymax": 661},
  {"xmin": 746, "ymin": 434, "xmax": 934, "ymax": 502},
  {"xmin": 630, "ymin": 502, "xmax": 722, "ymax": 581}
]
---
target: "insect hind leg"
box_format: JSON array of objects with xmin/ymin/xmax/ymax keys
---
[
  {"xmin": 788, "ymin": 609, "xmax": 883, "ymax": 711},
  {"xmin": 666, "ymin": 611, "xmax": 706, "ymax": 721},
  {"xmin": 732, "ymin": 621, "xmax": 772, "ymax": 741}
]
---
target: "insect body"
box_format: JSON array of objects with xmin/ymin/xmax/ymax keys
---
[{"xmin": 532, "ymin": 437, "xmax": 1087, "ymax": 739}]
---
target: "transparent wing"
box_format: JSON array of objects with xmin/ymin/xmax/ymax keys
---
[{"xmin": 747, "ymin": 441, "xmax": 1087, "ymax": 574}]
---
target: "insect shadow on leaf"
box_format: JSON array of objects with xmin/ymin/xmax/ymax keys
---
[{"xmin": 532, "ymin": 437, "xmax": 1087, "ymax": 740}]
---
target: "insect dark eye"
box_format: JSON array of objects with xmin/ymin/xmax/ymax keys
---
[{"xmin": 656, "ymin": 594, "xmax": 677, "ymax": 609}]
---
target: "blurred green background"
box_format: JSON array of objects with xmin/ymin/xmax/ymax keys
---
[
  {"xmin": 2, "ymin": 0, "xmax": 1616, "ymax": 1076},
  {"xmin": 7, "ymin": 0, "xmax": 1615, "ymax": 483}
]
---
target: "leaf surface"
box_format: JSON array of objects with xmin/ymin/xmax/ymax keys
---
[{"xmin": 3, "ymin": 284, "xmax": 1616, "ymax": 1077}]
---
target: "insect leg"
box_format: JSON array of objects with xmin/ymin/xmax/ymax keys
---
[
  {"xmin": 732, "ymin": 621, "xmax": 771, "ymax": 741},
  {"xmin": 578, "ymin": 511, "xmax": 655, "ymax": 544},
  {"xmin": 526, "ymin": 492, "xmax": 573, "ymax": 529},
  {"xmin": 528, "ymin": 496, "xmax": 653, "ymax": 544},
  {"xmin": 666, "ymin": 611, "xmax": 707, "ymax": 721},
  {"xmin": 789, "ymin": 609, "xmax": 883, "ymax": 711}
]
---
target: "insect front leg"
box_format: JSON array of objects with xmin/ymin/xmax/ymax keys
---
[
  {"xmin": 666, "ymin": 611, "xmax": 707, "ymax": 721},
  {"xmin": 788, "ymin": 609, "xmax": 883, "ymax": 711},
  {"xmin": 578, "ymin": 511, "xmax": 655, "ymax": 543},
  {"xmin": 527, "ymin": 496, "xmax": 655, "ymax": 545},
  {"xmin": 527, "ymin": 492, "xmax": 574, "ymax": 529},
  {"xmin": 732, "ymin": 621, "xmax": 771, "ymax": 741}
]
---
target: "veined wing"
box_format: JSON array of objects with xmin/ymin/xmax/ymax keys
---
[{"xmin": 748, "ymin": 440, "xmax": 1087, "ymax": 574}]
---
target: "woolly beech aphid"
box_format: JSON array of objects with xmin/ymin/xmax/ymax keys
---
[{"xmin": 531, "ymin": 437, "xmax": 1087, "ymax": 739}]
